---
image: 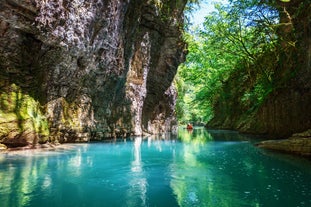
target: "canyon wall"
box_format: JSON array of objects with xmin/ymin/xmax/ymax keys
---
[
  {"xmin": 208, "ymin": 0, "xmax": 310, "ymax": 139},
  {"xmin": 0, "ymin": 0, "xmax": 187, "ymax": 147},
  {"xmin": 239, "ymin": 0, "xmax": 311, "ymax": 137}
]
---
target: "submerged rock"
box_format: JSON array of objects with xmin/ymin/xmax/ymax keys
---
[{"xmin": 0, "ymin": 0, "xmax": 187, "ymax": 147}]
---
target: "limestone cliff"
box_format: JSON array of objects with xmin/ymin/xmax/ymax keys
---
[{"xmin": 0, "ymin": 0, "xmax": 187, "ymax": 147}]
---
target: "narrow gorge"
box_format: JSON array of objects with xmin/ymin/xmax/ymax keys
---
[{"xmin": 0, "ymin": 0, "xmax": 310, "ymax": 155}]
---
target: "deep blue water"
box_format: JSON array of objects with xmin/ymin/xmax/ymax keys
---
[{"xmin": 0, "ymin": 128, "xmax": 310, "ymax": 207}]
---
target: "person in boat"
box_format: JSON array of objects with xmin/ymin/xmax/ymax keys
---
[{"xmin": 186, "ymin": 123, "xmax": 193, "ymax": 130}]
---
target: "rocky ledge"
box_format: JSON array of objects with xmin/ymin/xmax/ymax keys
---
[{"xmin": 256, "ymin": 129, "xmax": 311, "ymax": 157}]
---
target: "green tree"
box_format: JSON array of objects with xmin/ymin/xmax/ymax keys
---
[{"xmin": 176, "ymin": 0, "xmax": 280, "ymax": 125}]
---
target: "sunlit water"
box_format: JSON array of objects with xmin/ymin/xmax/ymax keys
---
[{"xmin": 0, "ymin": 128, "xmax": 310, "ymax": 207}]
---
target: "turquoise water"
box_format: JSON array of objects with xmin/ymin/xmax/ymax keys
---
[{"xmin": 0, "ymin": 128, "xmax": 310, "ymax": 207}]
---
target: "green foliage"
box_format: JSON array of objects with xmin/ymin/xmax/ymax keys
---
[
  {"xmin": 176, "ymin": 0, "xmax": 280, "ymax": 125},
  {"xmin": 184, "ymin": 0, "xmax": 200, "ymax": 12}
]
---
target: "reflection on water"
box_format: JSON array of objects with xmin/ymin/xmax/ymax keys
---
[
  {"xmin": 172, "ymin": 128, "xmax": 243, "ymax": 207},
  {"xmin": 173, "ymin": 127, "xmax": 311, "ymax": 207},
  {"xmin": 126, "ymin": 137, "xmax": 147, "ymax": 207},
  {"xmin": 0, "ymin": 128, "xmax": 310, "ymax": 207}
]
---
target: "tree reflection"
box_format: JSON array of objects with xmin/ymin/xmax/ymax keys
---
[
  {"xmin": 0, "ymin": 134, "xmax": 310, "ymax": 207},
  {"xmin": 170, "ymin": 127, "xmax": 245, "ymax": 207},
  {"xmin": 0, "ymin": 147, "xmax": 86, "ymax": 207},
  {"xmin": 0, "ymin": 154, "xmax": 50, "ymax": 207},
  {"xmin": 178, "ymin": 127, "xmax": 213, "ymax": 145}
]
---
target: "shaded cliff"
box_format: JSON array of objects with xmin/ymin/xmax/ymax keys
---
[
  {"xmin": 238, "ymin": 0, "xmax": 311, "ymax": 137},
  {"xmin": 0, "ymin": 0, "xmax": 187, "ymax": 147},
  {"xmin": 208, "ymin": 0, "xmax": 311, "ymax": 138}
]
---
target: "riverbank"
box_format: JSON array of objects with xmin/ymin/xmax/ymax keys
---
[
  {"xmin": 256, "ymin": 129, "xmax": 311, "ymax": 157},
  {"xmin": 1, "ymin": 128, "xmax": 311, "ymax": 157},
  {"xmin": 0, "ymin": 142, "xmax": 75, "ymax": 154}
]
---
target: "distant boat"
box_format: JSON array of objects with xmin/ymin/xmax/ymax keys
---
[{"xmin": 186, "ymin": 123, "xmax": 193, "ymax": 130}]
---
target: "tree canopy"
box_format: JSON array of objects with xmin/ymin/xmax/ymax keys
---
[{"xmin": 176, "ymin": 0, "xmax": 282, "ymax": 125}]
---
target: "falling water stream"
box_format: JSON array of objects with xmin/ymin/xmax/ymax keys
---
[{"xmin": 0, "ymin": 128, "xmax": 310, "ymax": 207}]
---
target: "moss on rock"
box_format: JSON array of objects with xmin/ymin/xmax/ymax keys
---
[{"xmin": 0, "ymin": 84, "xmax": 49, "ymax": 147}]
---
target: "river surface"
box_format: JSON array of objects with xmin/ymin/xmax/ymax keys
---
[{"xmin": 0, "ymin": 128, "xmax": 310, "ymax": 207}]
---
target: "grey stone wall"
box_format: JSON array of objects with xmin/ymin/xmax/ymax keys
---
[{"xmin": 0, "ymin": 0, "xmax": 187, "ymax": 146}]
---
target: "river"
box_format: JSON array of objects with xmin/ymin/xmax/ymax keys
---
[{"xmin": 0, "ymin": 128, "xmax": 310, "ymax": 207}]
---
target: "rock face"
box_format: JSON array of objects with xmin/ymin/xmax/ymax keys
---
[
  {"xmin": 208, "ymin": 0, "xmax": 311, "ymax": 139},
  {"xmin": 239, "ymin": 0, "xmax": 311, "ymax": 138},
  {"xmin": 0, "ymin": 0, "xmax": 187, "ymax": 147}
]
